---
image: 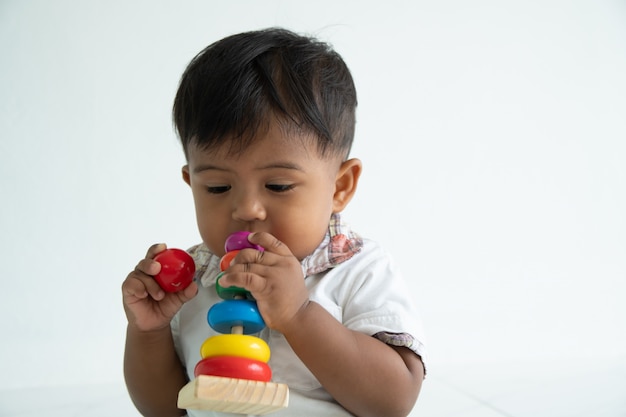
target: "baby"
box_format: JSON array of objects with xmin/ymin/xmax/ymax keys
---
[{"xmin": 122, "ymin": 27, "xmax": 427, "ymax": 417}]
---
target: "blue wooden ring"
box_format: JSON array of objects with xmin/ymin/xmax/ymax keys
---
[{"xmin": 207, "ymin": 300, "xmax": 265, "ymax": 334}]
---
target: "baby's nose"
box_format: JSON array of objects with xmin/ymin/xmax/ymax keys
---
[{"xmin": 232, "ymin": 192, "xmax": 266, "ymax": 222}]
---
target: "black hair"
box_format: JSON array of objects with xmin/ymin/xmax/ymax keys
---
[{"xmin": 172, "ymin": 28, "xmax": 357, "ymax": 159}]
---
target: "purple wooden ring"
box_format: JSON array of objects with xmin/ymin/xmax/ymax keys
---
[{"xmin": 225, "ymin": 231, "xmax": 264, "ymax": 252}]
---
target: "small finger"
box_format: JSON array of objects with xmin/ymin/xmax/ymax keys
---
[
  {"xmin": 135, "ymin": 257, "xmax": 161, "ymax": 275},
  {"xmin": 146, "ymin": 243, "xmax": 167, "ymax": 259},
  {"xmin": 220, "ymin": 271, "xmax": 266, "ymax": 294},
  {"xmin": 122, "ymin": 271, "xmax": 149, "ymax": 299},
  {"xmin": 179, "ymin": 281, "xmax": 199, "ymax": 300},
  {"xmin": 126, "ymin": 268, "xmax": 165, "ymax": 300},
  {"xmin": 231, "ymin": 247, "xmax": 268, "ymax": 267},
  {"xmin": 248, "ymin": 232, "xmax": 292, "ymax": 256}
]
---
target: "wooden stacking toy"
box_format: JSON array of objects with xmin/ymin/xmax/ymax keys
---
[{"xmin": 177, "ymin": 232, "xmax": 289, "ymax": 414}]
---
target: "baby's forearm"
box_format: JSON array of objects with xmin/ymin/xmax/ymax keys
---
[
  {"xmin": 282, "ymin": 301, "xmax": 423, "ymax": 417},
  {"xmin": 124, "ymin": 325, "xmax": 188, "ymax": 417}
]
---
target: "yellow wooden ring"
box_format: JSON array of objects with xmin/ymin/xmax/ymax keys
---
[{"xmin": 200, "ymin": 334, "xmax": 270, "ymax": 363}]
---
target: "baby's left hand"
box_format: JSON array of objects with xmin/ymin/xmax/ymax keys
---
[{"xmin": 218, "ymin": 232, "xmax": 309, "ymax": 333}]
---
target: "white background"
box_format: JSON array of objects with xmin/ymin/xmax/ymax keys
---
[{"xmin": 1, "ymin": 0, "xmax": 625, "ymax": 406}]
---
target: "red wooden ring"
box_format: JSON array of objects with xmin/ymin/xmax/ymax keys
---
[{"xmin": 194, "ymin": 355, "xmax": 272, "ymax": 382}]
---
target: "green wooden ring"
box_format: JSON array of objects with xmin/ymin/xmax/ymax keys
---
[{"xmin": 215, "ymin": 272, "xmax": 254, "ymax": 300}]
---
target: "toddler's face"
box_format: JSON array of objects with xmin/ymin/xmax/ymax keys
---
[{"xmin": 183, "ymin": 120, "xmax": 343, "ymax": 260}]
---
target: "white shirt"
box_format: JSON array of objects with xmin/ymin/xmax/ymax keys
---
[{"xmin": 171, "ymin": 217, "xmax": 427, "ymax": 416}]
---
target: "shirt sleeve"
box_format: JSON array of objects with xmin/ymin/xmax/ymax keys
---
[
  {"xmin": 324, "ymin": 239, "xmax": 428, "ymax": 367},
  {"xmin": 310, "ymin": 239, "xmax": 427, "ymax": 363}
]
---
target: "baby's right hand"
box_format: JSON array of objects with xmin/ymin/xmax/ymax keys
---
[{"xmin": 121, "ymin": 243, "xmax": 198, "ymax": 332}]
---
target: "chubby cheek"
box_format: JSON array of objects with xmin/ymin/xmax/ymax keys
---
[
  {"xmin": 283, "ymin": 230, "xmax": 328, "ymax": 260},
  {"xmin": 193, "ymin": 204, "xmax": 228, "ymax": 257},
  {"xmin": 279, "ymin": 187, "xmax": 336, "ymax": 259},
  {"xmin": 195, "ymin": 221, "xmax": 223, "ymax": 256},
  {"xmin": 272, "ymin": 206, "xmax": 332, "ymax": 261}
]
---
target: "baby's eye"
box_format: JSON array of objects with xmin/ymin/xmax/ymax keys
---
[
  {"xmin": 206, "ymin": 185, "xmax": 231, "ymax": 194},
  {"xmin": 266, "ymin": 184, "xmax": 295, "ymax": 193}
]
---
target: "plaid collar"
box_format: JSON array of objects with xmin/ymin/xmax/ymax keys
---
[
  {"xmin": 193, "ymin": 213, "xmax": 363, "ymax": 288},
  {"xmin": 299, "ymin": 213, "xmax": 363, "ymax": 276}
]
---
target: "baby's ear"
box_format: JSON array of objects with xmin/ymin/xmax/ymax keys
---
[
  {"xmin": 182, "ymin": 165, "xmax": 191, "ymax": 186},
  {"xmin": 333, "ymin": 158, "xmax": 362, "ymax": 213}
]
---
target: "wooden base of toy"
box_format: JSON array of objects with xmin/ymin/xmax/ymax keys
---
[{"xmin": 178, "ymin": 375, "xmax": 289, "ymax": 415}]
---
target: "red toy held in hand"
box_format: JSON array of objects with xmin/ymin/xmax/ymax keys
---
[{"xmin": 154, "ymin": 248, "xmax": 195, "ymax": 293}]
